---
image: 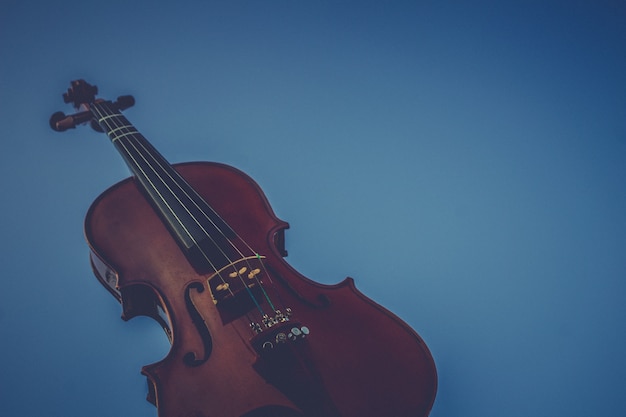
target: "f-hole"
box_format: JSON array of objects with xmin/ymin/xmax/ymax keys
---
[{"xmin": 183, "ymin": 281, "xmax": 213, "ymax": 367}]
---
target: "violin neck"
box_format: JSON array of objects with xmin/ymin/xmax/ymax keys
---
[{"xmin": 89, "ymin": 101, "xmax": 234, "ymax": 272}]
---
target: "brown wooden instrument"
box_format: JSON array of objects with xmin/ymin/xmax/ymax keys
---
[{"xmin": 50, "ymin": 80, "xmax": 437, "ymax": 417}]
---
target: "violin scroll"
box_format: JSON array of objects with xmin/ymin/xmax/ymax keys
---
[
  {"xmin": 49, "ymin": 79, "xmax": 135, "ymax": 132},
  {"xmin": 63, "ymin": 79, "xmax": 99, "ymax": 109}
]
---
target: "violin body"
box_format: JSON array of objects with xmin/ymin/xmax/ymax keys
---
[
  {"xmin": 51, "ymin": 80, "xmax": 436, "ymax": 417},
  {"xmin": 86, "ymin": 161, "xmax": 437, "ymax": 417}
]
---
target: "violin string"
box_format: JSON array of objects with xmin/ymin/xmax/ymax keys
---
[
  {"xmin": 92, "ymin": 104, "xmax": 229, "ymax": 267},
  {"xmin": 92, "ymin": 106, "xmax": 197, "ymax": 239},
  {"xmin": 113, "ymin": 125, "xmax": 268, "ymax": 311},
  {"xmin": 103, "ymin": 107, "xmax": 281, "ymax": 314},
  {"xmin": 90, "ymin": 104, "xmax": 230, "ymax": 280},
  {"xmin": 92, "ymin": 102, "xmax": 278, "ymax": 320},
  {"xmin": 91, "ymin": 103, "xmax": 268, "ymax": 323},
  {"xmin": 97, "ymin": 102, "xmax": 282, "ymax": 319}
]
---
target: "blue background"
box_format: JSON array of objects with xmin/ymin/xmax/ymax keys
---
[{"xmin": 1, "ymin": 1, "xmax": 625, "ymax": 416}]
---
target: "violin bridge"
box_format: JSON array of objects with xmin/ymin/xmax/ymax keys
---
[{"xmin": 206, "ymin": 255, "xmax": 269, "ymax": 322}]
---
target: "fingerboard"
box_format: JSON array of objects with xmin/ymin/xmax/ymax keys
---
[{"xmin": 90, "ymin": 101, "xmax": 235, "ymax": 272}]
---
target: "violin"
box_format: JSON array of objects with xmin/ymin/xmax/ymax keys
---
[{"xmin": 50, "ymin": 80, "xmax": 437, "ymax": 417}]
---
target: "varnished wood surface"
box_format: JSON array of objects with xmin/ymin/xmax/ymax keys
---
[{"xmin": 85, "ymin": 162, "xmax": 437, "ymax": 417}]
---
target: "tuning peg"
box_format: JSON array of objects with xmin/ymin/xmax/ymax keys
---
[
  {"xmin": 115, "ymin": 95, "xmax": 135, "ymax": 111},
  {"xmin": 49, "ymin": 111, "xmax": 70, "ymax": 131},
  {"xmin": 49, "ymin": 110, "xmax": 93, "ymax": 132}
]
